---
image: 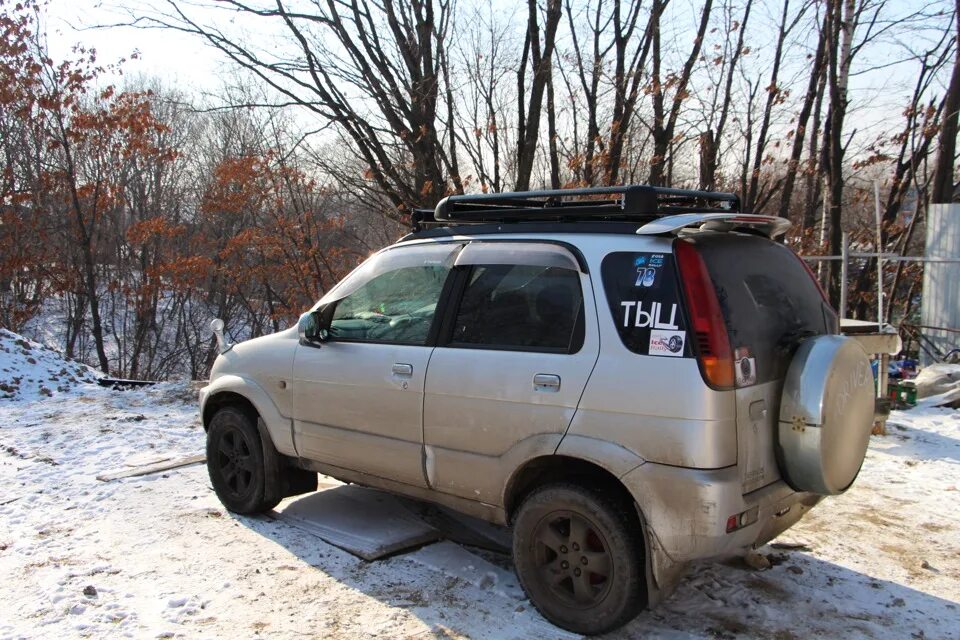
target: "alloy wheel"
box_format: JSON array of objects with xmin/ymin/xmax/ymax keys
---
[{"xmin": 531, "ymin": 510, "xmax": 613, "ymax": 607}]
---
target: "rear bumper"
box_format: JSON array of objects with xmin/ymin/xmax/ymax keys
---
[{"xmin": 621, "ymin": 462, "xmax": 820, "ymax": 572}]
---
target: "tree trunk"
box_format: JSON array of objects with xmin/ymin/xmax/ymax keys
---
[
  {"xmin": 746, "ymin": 0, "xmax": 793, "ymax": 211},
  {"xmin": 701, "ymin": 0, "xmax": 753, "ymax": 191},
  {"xmin": 546, "ymin": 64, "xmax": 561, "ymax": 189},
  {"xmin": 58, "ymin": 127, "xmax": 110, "ymax": 374},
  {"xmin": 825, "ymin": 0, "xmax": 855, "ymax": 308},
  {"xmin": 516, "ymin": 0, "xmax": 563, "ymax": 191},
  {"xmin": 649, "ymin": 0, "xmax": 713, "ymax": 187},
  {"xmin": 779, "ymin": 10, "xmax": 829, "ymax": 223},
  {"xmin": 699, "ymin": 130, "xmax": 716, "ymax": 190},
  {"xmin": 801, "ymin": 65, "xmax": 828, "ymax": 231},
  {"xmin": 932, "ymin": 0, "xmax": 960, "ymax": 204}
]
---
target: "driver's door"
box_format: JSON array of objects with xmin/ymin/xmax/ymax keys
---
[{"xmin": 291, "ymin": 243, "xmax": 458, "ymax": 488}]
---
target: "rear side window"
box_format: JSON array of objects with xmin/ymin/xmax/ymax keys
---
[
  {"xmin": 450, "ymin": 264, "xmax": 584, "ymax": 353},
  {"xmin": 690, "ymin": 233, "xmax": 838, "ymax": 385},
  {"xmin": 601, "ymin": 252, "xmax": 691, "ymax": 358}
]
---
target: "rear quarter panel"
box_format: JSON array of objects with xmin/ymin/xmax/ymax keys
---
[{"xmin": 559, "ymin": 234, "xmax": 737, "ymax": 469}]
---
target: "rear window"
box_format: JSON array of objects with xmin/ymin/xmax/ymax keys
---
[{"xmin": 689, "ymin": 233, "xmax": 838, "ymax": 385}]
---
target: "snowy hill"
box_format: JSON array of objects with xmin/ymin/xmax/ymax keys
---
[{"xmin": 0, "ymin": 328, "xmax": 100, "ymax": 401}]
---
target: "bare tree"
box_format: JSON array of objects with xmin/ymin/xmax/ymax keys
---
[
  {"xmin": 454, "ymin": 6, "xmax": 513, "ymax": 193},
  {"xmin": 515, "ymin": 0, "xmax": 562, "ymax": 190},
  {"xmin": 699, "ymin": 0, "xmax": 753, "ymax": 191},
  {"xmin": 129, "ymin": 0, "xmax": 457, "ymax": 212},
  {"xmin": 743, "ymin": 0, "xmax": 809, "ymax": 212},
  {"xmin": 648, "ymin": 0, "xmax": 713, "ymax": 187},
  {"xmin": 932, "ymin": 0, "xmax": 960, "ymax": 204},
  {"xmin": 560, "ymin": 0, "xmax": 653, "ymax": 186},
  {"xmin": 823, "ymin": 0, "xmax": 857, "ymax": 306},
  {"xmin": 778, "ymin": 7, "xmax": 829, "ymax": 223}
]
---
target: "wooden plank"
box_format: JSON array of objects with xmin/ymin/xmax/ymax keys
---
[{"xmin": 97, "ymin": 453, "xmax": 205, "ymax": 482}]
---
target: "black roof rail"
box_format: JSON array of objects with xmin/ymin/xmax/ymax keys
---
[{"xmin": 410, "ymin": 185, "xmax": 741, "ymax": 232}]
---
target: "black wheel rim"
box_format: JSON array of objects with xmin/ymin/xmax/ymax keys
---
[
  {"xmin": 531, "ymin": 510, "xmax": 613, "ymax": 608},
  {"xmin": 216, "ymin": 426, "xmax": 255, "ymax": 499}
]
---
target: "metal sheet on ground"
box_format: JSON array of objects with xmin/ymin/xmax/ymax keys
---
[{"xmin": 272, "ymin": 485, "xmax": 442, "ymax": 561}]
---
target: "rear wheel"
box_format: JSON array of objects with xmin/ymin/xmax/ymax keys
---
[
  {"xmin": 206, "ymin": 406, "xmax": 280, "ymax": 514},
  {"xmin": 512, "ymin": 483, "xmax": 645, "ymax": 635}
]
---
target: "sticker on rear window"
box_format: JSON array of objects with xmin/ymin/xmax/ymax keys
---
[
  {"xmin": 636, "ymin": 267, "xmax": 657, "ymax": 287},
  {"xmin": 649, "ymin": 330, "xmax": 685, "ymax": 357},
  {"xmin": 602, "ymin": 252, "xmax": 689, "ymax": 357}
]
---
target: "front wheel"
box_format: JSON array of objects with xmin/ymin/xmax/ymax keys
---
[
  {"xmin": 512, "ymin": 483, "xmax": 645, "ymax": 635},
  {"xmin": 206, "ymin": 406, "xmax": 280, "ymax": 514}
]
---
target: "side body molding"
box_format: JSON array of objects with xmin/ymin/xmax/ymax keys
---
[{"xmin": 200, "ymin": 374, "xmax": 297, "ymax": 457}]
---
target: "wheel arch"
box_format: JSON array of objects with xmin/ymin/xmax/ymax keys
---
[
  {"xmin": 202, "ymin": 390, "xmax": 258, "ymax": 431},
  {"xmin": 200, "ymin": 374, "xmax": 296, "ymax": 456},
  {"xmin": 503, "ymin": 454, "xmax": 637, "ymax": 524},
  {"xmin": 202, "ymin": 387, "xmax": 317, "ymax": 505}
]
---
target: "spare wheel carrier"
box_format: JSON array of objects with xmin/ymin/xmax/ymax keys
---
[{"xmin": 778, "ymin": 335, "xmax": 875, "ymax": 495}]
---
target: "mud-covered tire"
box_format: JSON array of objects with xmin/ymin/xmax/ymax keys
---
[
  {"xmin": 206, "ymin": 406, "xmax": 280, "ymax": 514},
  {"xmin": 512, "ymin": 483, "xmax": 645, "ymax": 635}
]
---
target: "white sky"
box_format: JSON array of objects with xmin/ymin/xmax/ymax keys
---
[
  {"xmin": 46, "ymin": 0, "xmax": 949, "ymax": 98},
  {"xmin": 45, "ymin": 1, "xmax": 225, "ymax": 92},
  {"xmin": 41, "ymin": 0, "xmax": 954, "ymax": 166}
]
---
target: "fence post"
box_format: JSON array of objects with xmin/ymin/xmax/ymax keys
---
[
  {"xmin": 840, "ymin": 231, "xmax": 849, "ymax": 319},
  {"xmin": 874, "ymin": 181, "xmax": 884, "ymax": 327}
]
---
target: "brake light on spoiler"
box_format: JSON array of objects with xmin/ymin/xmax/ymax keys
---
[{"xmin": 675, "ymin": 239, "xmax": 735, "ymax": 389}]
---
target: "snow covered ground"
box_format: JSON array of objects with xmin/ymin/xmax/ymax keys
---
[{"xmin": 0, "ymin": 330, "xmax": 958, "ymax": 639}]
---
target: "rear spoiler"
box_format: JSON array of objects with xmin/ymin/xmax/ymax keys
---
[{"xmin": 636, "ymin": 213, "xmax": 791, "ymax": 239}]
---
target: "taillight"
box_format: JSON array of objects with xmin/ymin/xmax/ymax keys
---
[{"xmin": 675, "ymin": 239, "xmax": 734, "ymax": 388}]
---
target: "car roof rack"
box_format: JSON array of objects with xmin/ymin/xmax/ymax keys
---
[{"xmin": 410, "ymin": 185, "xmax": 740, "ymax": 232}]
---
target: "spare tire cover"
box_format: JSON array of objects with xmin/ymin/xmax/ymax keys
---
[{"xmin": 778, "ymin": 335, "xmax": 874, "ymax": 495}]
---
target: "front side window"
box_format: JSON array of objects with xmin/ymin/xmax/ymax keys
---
[
  {"xmin": 330, "ymin": 265, "xmax": 449, "ymax": 344},
  {"xmin": 450, "ymin": 264, "xmax": 583, "ymax": 352}
]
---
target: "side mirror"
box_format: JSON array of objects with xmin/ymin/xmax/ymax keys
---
[{"xmin": 298, "ymin": 310, "xmax": 330, "ymax": 345}]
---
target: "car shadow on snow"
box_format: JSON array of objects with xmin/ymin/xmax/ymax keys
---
[
  {"xmin": 620, "ymin": 551, "xmax": 960, "ymax": 640},
  {"xmin": 875, "ymin": 418, "xmax": 960, "ymax": 461},
  {"xmin": 231, "ymin": 491, "xmax": 566, "ymax": 639},
  {"xmin": 226, "ymin": 489, "xmax": 960, "ymax": 640}
]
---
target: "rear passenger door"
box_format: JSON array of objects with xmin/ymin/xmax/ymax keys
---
[{"xmin": 422, "ymin": 242, "xmax": 600, "ymax": 504}]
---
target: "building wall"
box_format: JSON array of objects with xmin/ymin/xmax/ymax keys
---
[{"xmin": 920, "ymin": 203, "xmax": 960, "ymax": 364}]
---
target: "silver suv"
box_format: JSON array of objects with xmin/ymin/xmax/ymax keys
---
[{"xmin": 200, "ymin": 186, "xmax": 875, "ymax": 635}]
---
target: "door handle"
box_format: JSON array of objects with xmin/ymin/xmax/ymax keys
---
[
  {"xmin": 533, "ymin": 373, "xmax": 561, "ymax": 391},
  {"xmin": 392, "ymin": 363, "xmax": 413, "ymax": 377}
]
